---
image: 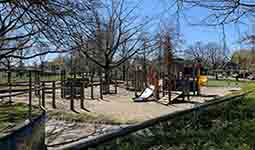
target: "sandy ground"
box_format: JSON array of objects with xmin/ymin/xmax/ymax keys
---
[
  {"xmin": 4, "ymin": 84, "xmax": 239, "ymax": 122},
  {"xmin": 2, "ymin": 84, "xmax": 240, "ymax": 148},
  {"xmin": 69, "ymin": 85, "xmax": 239, "ymax": 122}
]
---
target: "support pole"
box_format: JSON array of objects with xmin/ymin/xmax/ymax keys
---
[
  {"xmin": 70, "ymin": 74, "xmax": 75, "ymax": 111},
  {"xmin": 34, "ymin": 71, "xmax": 39, "ymax": 96},
  {"xmin": 81, "ymin": 75, "xmax": 85, "ymax": 100},
  {"xmin": 29, "ymin": 71, "xmax": 32, "ymax": 121},
  {"xmin": 197, "ymin": 64, "xmax": 201, "ymax": 96},
  {"xmin": 168, "ymin": 78, "xmax": 171, "ymax": 104},
  {"xmin": 134, "ymin": 69, "xmax": 137, "ymax": 97},
  {"xmin": 82, "ymin": 73, "xmax": 86, "ymax": 99},
  {"xmin": 114, "ymin": 70, "xmax": 117, "ymax": 94},
  {"xmin": 99, "ymin": 71, "xmax": 103, "ymax": 99},
  {"xmin": 126, "ymin": 70, "xmax": 129, "ymax": 88},
  {"xmin": 186, "ymin": 76, "xmax": 190, "ymax": 101},
  {"xmin": 80, "ymin": 74, "xmax": 85, "ymax": 109},
  {"xmin": 61, "ymin": 70, "xmax": 65, "ymax": 98},
  {"xmin": 192, "ymin": 64, "xmax": 196, "ymax": 96},
  {"xmin": 52, "ymin": 81, "xmax": 56, "ymax": 108},
  {"xmin": 90, "ymin": 72, "xmax": 94, "ymax": 100},
  {"xmin": 80, "ymin": 82, "xmax": 85, "ymax": 109},
  {"xmin": 168, "ymin": 65, "xmax": 172, "ymax": 104},
  {"xmin": 8, "ymin": 70, "xmax": 12, "ymax": 103},
  {"xmin": 163, "ymin": 75, "xmax": 165, "ymax": 97},
  {"xmin": 38, "ymin": 71, "xmax": 41, "ymax": 106},
  {"xmin": 42, "ymin": 81, "xmax": 45, "ymax": 108}
]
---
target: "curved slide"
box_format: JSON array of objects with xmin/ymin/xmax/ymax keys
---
[{"xmin": 133, "ymin": 85, "xmax": 155, "ymax": 102}]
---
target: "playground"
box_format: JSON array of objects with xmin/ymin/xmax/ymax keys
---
[
  {"xmin": 14, "ymin": 84, "xmax": 239, "ymax": 123},
  {"xmin": 2, "ymin": 0, "xmax": 255, "ymax": 149},
  {"xmin": 1, "ymin": 63, "xmax": 230, "ymax": 120},
  {"xmin": 45, "ymin": 85, "xmax": 242, "ymax": 148},
  {"xmin": 3, "ymin": 77, "xmax": 241, "ymax": 148},
  {"xmin": 80, "ymin": 87, "xmax": 236, "ymax": 121},
  {"xmin": 0, "ymin": 52, "xmax": 253, "ymax": 150},
  {"xmin": 0, "ymin": 59, "xmax": 249, "ymax": 148},
  {"xmin": 0, "ymin": 46, "xmax": 253, "ymax": 150}
]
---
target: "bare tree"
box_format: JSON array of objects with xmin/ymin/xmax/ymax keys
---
[
  {"xmin": 205, "ymin": 42, "xmax": 226, "ymax": 69},
  {"xmin": 185, "ymin": 41, "xmax": 209, "ymax": 65},
  {"xmin": 119, "ymin": 33, "xmax": 130, "ymax": 81},
  {"xmin": 185, "ymin": 41, "xmax": 226, "ymax": 69},
  {"xmin": 155, "ymin": 33, "xmax": 163, "ymax": 68},
  {"xmin": 241, "ymin": 33, "xmax": 255, "ymax": 63},
  {"xmin": 0, "ymin": 0, "xmax": 95, "ymax": 67},
  {"xmin": 139, "ymin": 32, "xmax": 157, "ymax": 85},
  {"xmin": 177, "ymin": 0, "xmax": 255, "ymax": 25},
  {"xmin": 72, "ymin": 0, "xmax": 150, "ymax": 93},
  {"xmin": 161, "ymin": 29, "xmax": 175, "ymax": 103}
]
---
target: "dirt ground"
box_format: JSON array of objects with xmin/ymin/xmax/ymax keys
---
[
  {"xmin": 5, "ymin": 84, "xmax": 240, "ymax": 148},
  {"xmin": 82, "ymin": 86, "xmax": 239, "ymax": 122},
  {"xmin": 12, "ymin": 85, "xmax": 239, "ymax": 122}
]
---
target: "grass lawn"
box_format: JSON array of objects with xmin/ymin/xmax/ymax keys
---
[
  {"xmin": 206, "ymin": 79, "xmax": 254, "ymax": 88},
  {"xmin": 95, "ymin": 83, "xmax": 255, "ymax": 150},
  {"xmin": 0, "ymin": 103, "xmax": 42, "ymax": 133}
]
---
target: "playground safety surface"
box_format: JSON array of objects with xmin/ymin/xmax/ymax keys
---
[{"xmin": 11, "ymin": 85, "xmax": 240, "ymax": 148}]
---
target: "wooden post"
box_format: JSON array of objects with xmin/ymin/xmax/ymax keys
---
[
  {"xmin": 168, "ymin": 78, "xmax": 171, "ymax": 104},
  {"xmin": 80, "ymin": 73, "xmax": 85, "ymax": 109},
  {"xmin": 134, "ymin": 70, "xmax": 138, "ymax": 97},
  {"xmin": 38, "ymin": 71, "xmax": 41, "ymax": 106},
  {"xmin": 99, "ymin": 71, "xmax": 103, "ymax": 99},
  {"xmin": 126, "ymin": 70, "xmax": 129, "ymax": 88},
  {"xmin": 80, "ymin": 81, "xmax": 85, "ymax": 99},
  {"xmin": 42, "ymin": 81, "xmax": 45, "ymax": 108},
  {"xmin": 90, "ymin": 73, "xmax": 94, "ymax": 100},
  {"xmin": 168, "ymin": 64, "xmax": 172, "ymax": 104},
  {"xmin": 187, "ymin": 77, "xmax": 190, "ymax": 101},
  {"xmin": 82, "ymin": 73, "xmax": 85, "ymax": 99},
  {"xmin": 52, "ymin": 81, "xmax": 56, "ymax": 108},
  {"xmin": 192, "ymin": 64, "xmax": 196, "ymax": 96},
  {"xmin": 70, "ymin": 75, "xmax": 75, "ymax": 111},
  {"xmin": 163, "ymin": 75, "xmax": 165, "ymax": 97},
  {"xmin": 197, "ymin": 64, "xmax": 201, "ymax": 96},
  {"xmin": 34, "ymin": 71, "xmax": 38, "ymax": 96},
  {"xmin": 114, "ymin": 70, "xmax": 117, "ymax": 94},
  {"xmin": 155, "ymin": 73, "xmax": 160, "ymax": 100},
  {"xmin": 80, "ymin": 82, "xmax": 85, "ymax": 109},
  {"xmin": 8, "ymin": 70, "xmax": 12, "ymax": 103},
  {"xmin": 61, "ymin": 70, "xmax": 64, "ymax": 98},
  {"xmin": 29, "ymin": 71, "xmax": 32, "ymax": 121}
]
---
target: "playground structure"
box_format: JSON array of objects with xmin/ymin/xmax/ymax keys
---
[
  {"xmin": 128, "ymin": 58, "xmax": 208, "ymax": 104},
  {"xmin": 1, "ymin": 63, "xmax": 205, "ymax": 104},
  {"xmin": 0, "ymin": 61, "xmax": 243, "ymax": 150},
  {"xmin": 0, "ymin": 68, "xmax": 121, "ymax": 112},
  {"xmin": 0, "ymin": 56, "xmax": 209, "ymax": 114}
]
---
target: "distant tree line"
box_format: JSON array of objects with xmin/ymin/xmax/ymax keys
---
[{"xmin": 185, "ymin": 41, "xmax": 228, "ymax": 70}]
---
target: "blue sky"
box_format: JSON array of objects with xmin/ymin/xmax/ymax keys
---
[
  {"xmin": 138, "ymin": 0, "xmax": 251, "ymax": 54},
  {"xmin": 37, "ymin": 0, "xmax": 253, "ymax": 63}
]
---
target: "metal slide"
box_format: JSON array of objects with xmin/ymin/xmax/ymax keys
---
[{"xmin": 133, "ymin": 85, "xmax": 155, "ymax": 102}]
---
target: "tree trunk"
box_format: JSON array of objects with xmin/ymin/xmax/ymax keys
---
[
  {"xmin": 122, "ymin": 64, "xmax": 126, "ymax": 81},
  {"xmin": 104, "ymin": 68, "xmax": 111, "ymax": 94},
  {"xmin": 143, "ymin": 53, "xmax": 147, "ymax": 87}
]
